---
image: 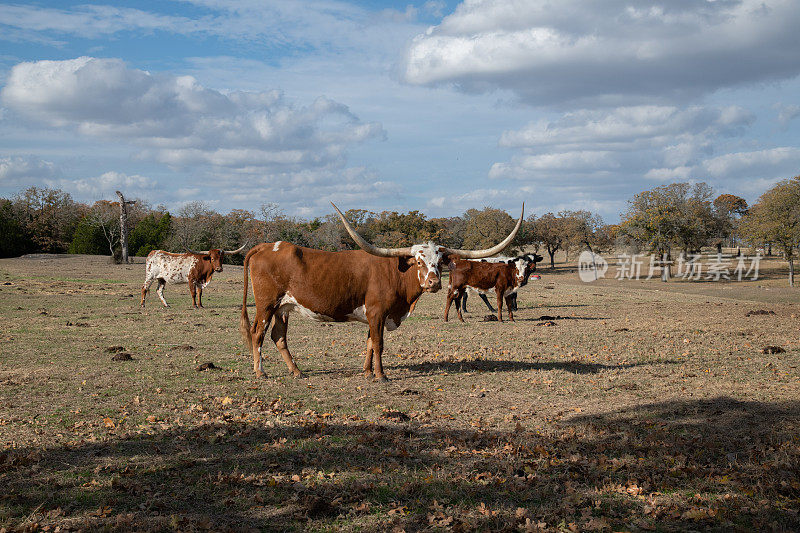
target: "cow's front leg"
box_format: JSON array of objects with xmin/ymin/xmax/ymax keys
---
[
  {"xmin": 189, "ymin": 283, "xmax": 198, "ymax": 308},
  {"xmin": 496, "ymin": 291, "xmax": 504, "ymax": 322},
  {"xmin": 197, "ymin": 283, "xmax": 204, "ymax": 308},
  {"xmin": 505, "ymin": 294, "xmax": 515, "ymax": 322},
  {"xmin": 368, "ymin": 317, "xmax": 388, "ymax": 381}
]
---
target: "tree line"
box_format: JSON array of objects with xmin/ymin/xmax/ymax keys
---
[{"xmin": 1, "ymin": 176, "xmax": 798, "ymax": 284}]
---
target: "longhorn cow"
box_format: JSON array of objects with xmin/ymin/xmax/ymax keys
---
[
  {"xmin": 445, "ymin": 252, "xmax": 542, "ymax": 322},
  {"xmin": 240, "ymin": 203, "xmax": 523, "ymax": 381},
  {"xmin": 458, "ymin": 254, "xmax": 543, "ymax": 314},
  {"xmin": 141, "ymin": 244, "xmax": 247, "ymax": 308}
]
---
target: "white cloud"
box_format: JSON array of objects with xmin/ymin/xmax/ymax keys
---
[
  {"xmin": 402, "ymin": 0, "xmax": 800, "ymax": 106},
  {"xmin": 491, "ymin": 105, "xmax": 753, "ymax": 182},
  {"xmin": 47, "ymin": 171, "xmax": 158, "ymax": 199},
  {"xmin": 0, "ymin": 155, "xmax": 60, "ymax": 188},
  {"xmin": 701, "ymin": 147, "xmax": 800, "ymax": 178},
  {"xmin": 1, "ymin": 57, "xmax": 385, "ymax": 175}
]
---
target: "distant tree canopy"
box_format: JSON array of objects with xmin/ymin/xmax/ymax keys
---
[
  {"xmin": 620, "ymin": 182, "xmax": 718, "ymax": 258},
  {"xmin": 2, "ymin": 177, "xmax": 798, "ymax": 286},
  {"xmin": 0, "ymin": 199, "xmax": 33, "ymax": 258},
  {"xmin": 739, "ymin": 176, "xmax": 800, "ymax": 286}
]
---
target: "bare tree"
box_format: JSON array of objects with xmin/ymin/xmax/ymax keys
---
[{"xmin": 116, "ymin": 191, "xmax": 136, "ymax": 263}]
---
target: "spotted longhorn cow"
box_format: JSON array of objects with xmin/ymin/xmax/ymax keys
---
[
  {"xmin": 141, "ymin": 244, "xmax": 247, "ymax": 308},
  {"xmin": 445, "ymin": 252, "xmax": 542, "ymax": 323},
  {"xmin": 240, "ymin": 203, "xmax": 523, "ymax": 381},
  {"xmin": 459, "ymin": 254, "xmax": 543, "ymax": 314}
]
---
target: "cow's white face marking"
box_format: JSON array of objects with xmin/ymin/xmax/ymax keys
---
[
  {"xmin": 273, "ymin": 241, "xmax": 283, "ymax": 252},
  {"xmin": 514, "ymin": 258, "xmax": 529, "ymax": 285},
  {"xmin": 410, "ymin": 241, "xmax": 443, "ymax": 290}
]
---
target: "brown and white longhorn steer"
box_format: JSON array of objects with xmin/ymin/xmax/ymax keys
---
[
  {"xmin": 240, "ymin": 203, "xmax": 523, "ymax": 381},
  {"xmin": 141, "ymin": 244, "xmax": 247, "ymax": 308},
  {"xmin": 444, "ymin": 253, "xmax": 541, "ymax": 323}
]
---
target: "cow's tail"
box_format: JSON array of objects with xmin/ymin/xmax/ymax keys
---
[{"xmin": 240, "ymin": 249, "xmax": 253, "ymax": 354}]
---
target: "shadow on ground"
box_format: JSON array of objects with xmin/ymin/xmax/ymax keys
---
[
  {"xmin": 2, "ymin": 397, "xmax": 798, "ymax": 531},
  {"xmin": 394, "ymin": 358, "xmax": 665, "ymax": 375}
]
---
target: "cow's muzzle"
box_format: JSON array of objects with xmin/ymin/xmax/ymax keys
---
[{"xmin": 423, "ymin": 276, "xmax": 442, "ymax": 292}]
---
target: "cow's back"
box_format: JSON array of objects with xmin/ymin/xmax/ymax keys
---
[
  {"xmin": 247, "ymin": 242, "xmax": 398, "ymax": 319},
  {"xmin": 145, "ymin": 250, "xmax": 197, "ymax": 284}
]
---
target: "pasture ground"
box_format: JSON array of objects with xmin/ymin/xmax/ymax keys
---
[{"xmin": 1, "ymin": 253, "xmax": 799, "ymax": 531}]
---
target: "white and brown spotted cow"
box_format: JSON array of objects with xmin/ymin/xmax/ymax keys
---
[{"xmin": 141, "ymin": 245, "xmax": 247, "ymax": 308}]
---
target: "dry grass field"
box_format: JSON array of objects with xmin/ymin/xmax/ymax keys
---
[{"xmin": 1, "ymin": 253, "xmax": 799, "ymax": 531}]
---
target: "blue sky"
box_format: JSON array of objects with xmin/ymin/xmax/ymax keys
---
[{"xmin": 1, "ymin": 0, "xmax": 799, "ymax": 222}]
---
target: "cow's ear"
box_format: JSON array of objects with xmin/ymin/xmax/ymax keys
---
[
  {"xmin": 203, "ymin": 255, "xmax": 211, "ymax": 261},
  {"xmin": 506, "ymin": 259, "xmax": 514, "ymax": 265},
  {"xmin": 399, "ymin": 257, "xmax": 413, "ymax": 272}
]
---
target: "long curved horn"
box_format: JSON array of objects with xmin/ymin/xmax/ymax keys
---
[
  {"xmin": 441, "ymin": 203, "xmax": 524, "ymax": 259},
  {"xmin": 331, "ymin": 203, "xmax": 413, "ymax": 257},
  {"xmin": 224, "ymin": 242, "xmax": 249, "ymax": 254}
]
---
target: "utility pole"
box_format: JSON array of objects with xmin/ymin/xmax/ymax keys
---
[{"xmin": 116, "ymin": 191, "xmax": 136, "ymax": 263}]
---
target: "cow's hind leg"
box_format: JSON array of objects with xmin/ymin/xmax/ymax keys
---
[
  {"xmin": 249, "ymin": 306, "xmax": 273, "ymax": 378},
  {"xmin": 363, "ymin": 331, "xmax": 374, "ymax": 378},
  {"xmin": 156, "ymin": 279, "xmax": 169, "ymax": 307},
  {"xmin": 271, "ymin": 313, "xmax": 304, "ymax": 378},
  {"xmin": 140, "ymin": 277, "xmax": 154, "ymax": 307},
  {"xmin": 197, "ymin": 284, "xmax": 204, "ymax": 308}
]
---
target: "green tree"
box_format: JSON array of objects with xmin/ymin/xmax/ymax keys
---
[
  {"xmin": 129, "ymin": 212, "xmax": 172, "ymax": 256},
  {"xmin": 461, "ymin": 207, "xmax": 517, "ymax": 252},
  {"xmin": 713, "ymin": 193, "xmax": 748, "ymax": 251},
  {"xmin": 0, "ymin": 198, "xmax": 32, "ymax": 257},
  {"xmin": 740, "ymin": 176, "xmax": 800, "ymax": 286},
  {"xmin": 68, "ymin": 215, "xmax": 109, "ymax": 255},
  {"xmin": 532, "ymin": 213, "xmax": 568, "ymax": 268},
  {"xmin": 14, "ymin": 187, "xmax": 81, "ymax": 253}
]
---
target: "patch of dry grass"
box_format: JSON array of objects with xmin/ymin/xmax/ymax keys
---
[{"xmin": 1, "ymin": 253, "xmax": 798, "ymax": 531}]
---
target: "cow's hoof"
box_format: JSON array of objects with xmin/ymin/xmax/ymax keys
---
[
  {"xmin": 374, "ymin": 375, "xmax": 390, "ymax": 383},
  {"xmin": 363, "ymin": 370, "xmax": 374, "ymax": 379},
  {"xmin": 292, "ymin": 371, "xmax": 307, "ymax": 379},
  {"xmin": 255, "ymin": 371, "xmax": 267, "ymax": 379}
]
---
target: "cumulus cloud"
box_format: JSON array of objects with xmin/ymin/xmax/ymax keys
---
[
  {"xmin": 490, "ymin": 105, "xmax": 753, "ymax": 182},
  {"xmin": 1, "ymin": 57, "xmax": 385, "ymax": 175},
  {"xmin": 402, "ymin": 0, "xmax": 800, "ymax": 106}
]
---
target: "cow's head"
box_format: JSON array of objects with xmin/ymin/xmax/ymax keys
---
[
  {"xmin": 513, "ymin": 253, "xmax": 544, "ymax": 286},
  {"xmin": 186, "ymin": 243, "xmax": 249, "ymax": 273},
  {"xmin": 410, "ymin": 241, "xmax": 444, "ymax": 292},
  {"xmin": 332, "ymin": 202, "xmax": 525, "ymax": 294},
  {"xmin": 206, "ymin": 249, "xmax": 225, "ymax": 273}
]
